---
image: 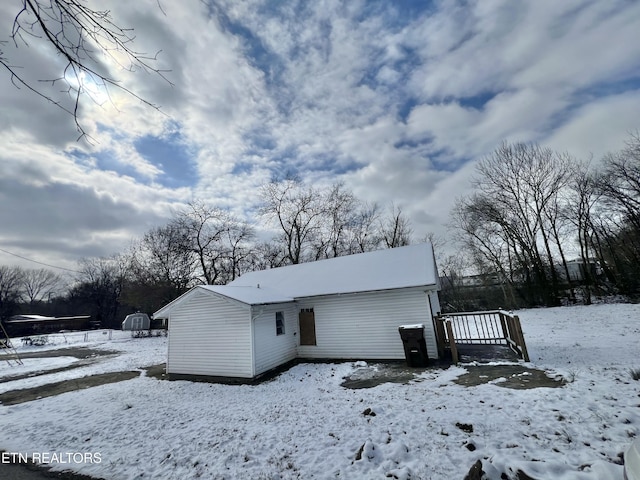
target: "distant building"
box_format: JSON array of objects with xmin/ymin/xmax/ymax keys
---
[
  {"xmin": 121, "ymin": 313, "xmax": 151, "ymax": 331},
  {"xmin": 559, "ymin": 259, "xmax": 601, "ymax": 282},
  {"xmin": 4, "ymin": 314, "xmax": 91, "ymax": 336}
]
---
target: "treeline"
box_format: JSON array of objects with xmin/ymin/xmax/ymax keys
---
[
  {"xmin": 2, "ymin": 135, "xmax": 638, "ymax": 327},
  {"xmin": 444, "ymin": 133, "xmax": 640, "ymax": 310},
  {"xmin": 0, "ymin": 179, "xmax": 415, "ymax": 329},
  {"xmin": 0, "ymin": 267, "xmax": 65, "ymax": 321}
]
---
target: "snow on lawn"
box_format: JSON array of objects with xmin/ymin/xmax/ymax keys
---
[
  {"xmin": 0, "ymin": 357, "xmax": 79, "ymax": 381},
  {"xmin": 0, "ymin": 332, "xmax": 168, "ymax": 394},
  {"xmin": 0, "ymin": 304, "xmax": 639, "ymax": 480},
  {"xmin": 15, "ymin": 329, "xmax": 141, "ymax": 354}
]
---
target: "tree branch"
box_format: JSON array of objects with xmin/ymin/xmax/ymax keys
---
[{"xmin": 2, "ymin": 0, "xmax": 173, "ymax": 141}]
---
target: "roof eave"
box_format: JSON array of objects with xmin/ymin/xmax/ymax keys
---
[{"xmin": 290, "ymin": 283, "xmax": 438, "ymax": 301}]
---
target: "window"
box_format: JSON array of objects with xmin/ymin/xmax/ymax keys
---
[{"xmin": 276, "ymin": 311, "xmax": 285, "ymax": 335}]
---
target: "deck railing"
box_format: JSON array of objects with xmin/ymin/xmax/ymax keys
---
[{"xmin": 435, "ymin": 310, "xmax": 529, "ymax": 364}]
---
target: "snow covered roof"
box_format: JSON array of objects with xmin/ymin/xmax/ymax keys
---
[
  {"xmin": 152, "ymin": 285, "xmax": 295, "ymax": 319},
  {"xmin": 9, "ymin": 314, "xmax": 53, "ymax": 321},
  {"xmin": 7, "ymin": 314, "xmax": 91, "ymax": 324},
  {"xmin": 228, "ymin": 243, "xmax": 438, "ymax": 299},
  {"xmin": 153, "ymin": 243, "xmax": 438, "ymax": 318},
  {"xmin": 199, "ymin": 285, "xmax": 295, "ymax": 305}
]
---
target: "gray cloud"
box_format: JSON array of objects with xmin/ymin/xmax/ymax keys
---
[{"xmin": 1, "ymin": 0, "xmax": 639, "ymax": 268}]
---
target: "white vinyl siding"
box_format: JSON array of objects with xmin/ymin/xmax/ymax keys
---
[
  {"xmin": 252, "ymin": 303, "xmax": 298, "ymax": 376},
  {"xmin": 296, "ymin": 287, "xmax": 438, "ymax": 360},
  {"xmin": 167, "ymin": 290, "xmax": 253, "ymax": 378}
]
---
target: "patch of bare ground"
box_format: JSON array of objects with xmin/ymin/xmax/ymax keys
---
[
  {"xmin": 0, "ymin": 371, "xmax": 141, "ymax": 405},
  {"xmin": 454, "ymin": 364, "xmax": 564, "ymax": 389}
]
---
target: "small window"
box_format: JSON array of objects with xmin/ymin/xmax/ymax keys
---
[{"xmin": 276, "ymin": 311, "xmax": 285, "ymax": 335}]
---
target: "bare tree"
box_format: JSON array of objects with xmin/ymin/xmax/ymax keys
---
[
  {"xmin": 259, "ymin": 178, "xmax": 325, "ymax": 264},
  {"xmin": 438, "ymin": 252, "xmax": 474, "ymax": 312},
  {"xmin": 420, "ymin": 232, "xmax": 444, "ymax": 250},
  {"xmin": 0, "ymin": 265, "xmax": 24, "ymax": 320},
  {"xmin": 71, "ymin": 255, "xmax": 127, "ymax": 328},
  {"xmin": 450, "ymin": 194, "xmax": 520, "ymax": 307},
  {"xmin": 312, "ymin": 182, "xmax": 358, "ymax": 259},
  {"xmin": 594, "ymin": 133, "xmax": 640, "ymax": 294},
  {"xmin": 599, "ymin": 133, "xmax": 640, "ymax": 235},
  {"xmin": 21, "ymin": 268, "xmax": 62, "ymax": 305},
  {"xmin": 249, "ymin": 241, "xmax": 287, "ymax": 270},
  {"xmin": 175, "ymin": 202, "xmax": 254, "ymax": 284},
  {"xmin": 126, "ymin": 220, "xmax": 198, "ymax": 308},
  {"xmin": 380, "ymin": 204, "xmax": 413, "ymax": 248},
  {"xmin": 535, "ymin": 151, "xmax": 576, "ymax": 302},
  {"xmin": 2, "ymin": 0, "xmax": 171, "ymax": 139},
  {"xmin": 217, "ymin": 214, "xmax": 255, "ymax": 283},
  {"xmin": 563, "ymin": 159, "xmax": 602, "ymax": 303},
  {"xmin": 179, "ymin": 202, "xmax": 231, "ymax": 284},
  {"xmin": 349, "ymin": 201, "xmax": 381, "ymax": 253},
  {"xmin": 260, "ymin": 178, "xmax": 418, "ymax": 262},
  {"xmin": 452, "ymin": 142, "xmax": 577, "ymax": 306}
]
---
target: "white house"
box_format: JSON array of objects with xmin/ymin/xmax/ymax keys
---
[{"xmin": 153, "ymin": 243, "xmax": 441, "ymax": 379}]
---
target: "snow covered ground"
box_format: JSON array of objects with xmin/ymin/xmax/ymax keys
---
[{"xmin": 0, "ymin": 303, "xmax": 639, "ymax": 479}]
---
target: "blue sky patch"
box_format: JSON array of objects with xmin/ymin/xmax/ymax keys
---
[
  {"xmin": 393, "ymin": 137, "xmax": 433, "ymax": 151},
  {"xmin": 573, "ymin": 76, "xmax": 640, "ymax": 102},
  {"xmin": 301, "ymin": 153, "xmax": 364, "ymax": 176},
  {"xmin": 213, "ymin": 3, "xmax": 289, "ymax": 94},
  {"xmin": 398, "ymin": 97, "xmax": 420, "ymax": 122},
  {"xmin": 430, "ymin": 149, "xmax": 468, "ymax": 173},
  {"xmin": 243, "ymin": 128, "xmax": 278, "ymax": 155},
  {"xmin": 68, "ymin": 147, "xmax": 148, "ymax": 183},
  {"xmin": 134, "ymin": 130, "xmax": 198, "ymax": 188},
  {"xmin": 231, "ymin": 162, "xmax": 255, "ymax": 176},
  {"xmin": 94, "ymin": 151, "xmax": 145, "ymax": 181},
  {"xmin": 458, "ymin": 91, "xmax": 498, "ymax": 110}
]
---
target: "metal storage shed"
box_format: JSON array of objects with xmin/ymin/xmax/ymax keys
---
[{"xmin": 122, "ymin": 313, "xmax": 151, "ymax": 331}]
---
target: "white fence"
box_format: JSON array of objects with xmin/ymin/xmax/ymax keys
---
[{"xmin": 17, "ymin": 329, "xmax": 166, "ymax": 349}]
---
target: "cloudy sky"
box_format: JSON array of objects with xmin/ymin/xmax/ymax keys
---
[{"xmin": 0, "ymin": 0, "xmax": 639, "ymax": 273}]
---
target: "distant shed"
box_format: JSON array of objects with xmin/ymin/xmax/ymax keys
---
[
  {"xmin": 154, "ymin": 243, "xmax": 441, "ymax": 379},
  {"xmin": 121, "ymin": 313, "xmax": 151, "ymax": 331}
]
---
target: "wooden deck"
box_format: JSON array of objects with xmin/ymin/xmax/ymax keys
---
[
  {"xmin": 435, "ymin": 310, "xmax": 530, "ymax": 364},
  {"xmin": 456, "ymin": 343, "xmax": 520, "ymax": 363}
]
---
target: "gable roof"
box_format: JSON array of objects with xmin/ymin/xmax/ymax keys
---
[
  {"xmin": 152, "ymin": 284, "xmax": 295, "ymax": 319},
  {"xmin": 199, "ymin": 285, "xmax": 295, "ymax": 305},
  {"xmin": 153, "ymin": 243, "xmax": 438, "ymax": 318},
  {"xmin": 229, "ymin": 242, "xmax": 438, "ymax": 298}
]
